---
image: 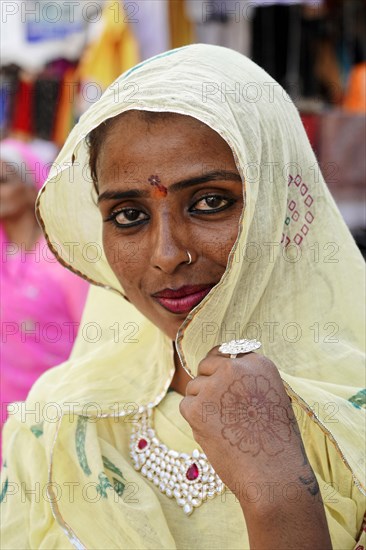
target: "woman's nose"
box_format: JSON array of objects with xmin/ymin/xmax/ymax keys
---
[{"xmin": 150, "ymin": 213, "xmax": 191, "ymax": 274}]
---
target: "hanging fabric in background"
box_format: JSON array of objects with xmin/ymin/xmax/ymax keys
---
[
  {"xmin": 77, "ymin": 0, "xmax": 139, "ymax": 116},
  {"xmin": 343, "ymin": 62, "xmax": 366, "ymax": 114},
  {"xmin": 319, "ymin": 111, "xmax": 366, "ymax": 195},
  {"xmin": 168, "ymin": 0, "xmax": 194, "ymax": 49},
  {"xmin": 4, "ymin": 60, "xmax": 76, "ymax": 143},
  {"xmin": 1, "ymin": 0, "xmax": 97, "ymax": 71},
  {"xmin": 25, "ymin": 0, "xmax": 84, "ymax": 43},
  {"xmin": 53, "ymin": 67, "xmax": 79, "ymax": 147},
  {"xmin": 11, "ymin": 77, "xmax": 34, "ymax": 136},
  {"xmin": 251, "ymin": 4, "xmax": 295, "ymax": 90},
  {"xmin": 0, "ymin": 65, "xmax": 19, "ymax": 137},
  {"xmin": 125, "ymin": 1, "xmax": 170, "ymax": 60},
  {"xmin": 0, "ymin": 85, "xmax": 7, "ymax": 133},
  {"xmin": 33, "ymin": 75, "xmax": 61, "ymax": 141},
  {"xmin": 185, "ymin": 0, "xmax": 252, "ymax": 56},
  {"xmin": 32, "ymin": 59, "xmax": 76, "ymax": 142}
]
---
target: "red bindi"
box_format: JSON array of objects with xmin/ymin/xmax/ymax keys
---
[{"xmin": 148, "ymin": 175, "xmax": 168, "ymax": 198}]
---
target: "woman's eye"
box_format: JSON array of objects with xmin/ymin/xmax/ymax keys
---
[
  {"xmin": 108, "ymin": 208, "xmax": 148, "ymax": 227},
  {"xmin": 191, "ymin": 195, "xmax": 233, "ymax": 212}
]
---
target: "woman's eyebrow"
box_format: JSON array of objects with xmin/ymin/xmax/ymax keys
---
[
  {"xmin": 170, "ymin": 170, "xmax": 242, "ymax": 192},
  {"xmin": 97, "ymin": 170, "xmax": 242, "ymax": 204}
]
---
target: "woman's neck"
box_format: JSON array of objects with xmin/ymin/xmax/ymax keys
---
[
  {"xmin": 169, "ymin": 347, "xmax": 192, "ymax": 396},
  {"xmin": 3, "ymin": 211, "xmax": 41, "ymax": 249}
]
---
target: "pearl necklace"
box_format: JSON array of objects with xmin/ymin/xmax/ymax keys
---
[{"xmin": 130, "ymin": 408, "xmax": 225, "ymax": 516}]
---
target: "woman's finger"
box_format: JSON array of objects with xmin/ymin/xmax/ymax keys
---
[
  {"xmin": 185, "ymin": 376, "xmax": 205, "ymax": 396},
  {"xmin": 179, "ymin": 394, "xmax": 196, "ymax": 421}
]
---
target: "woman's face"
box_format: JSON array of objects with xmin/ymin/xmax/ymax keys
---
[{"xmin": 97, "ymin": 112, "xmax": 243, "ymax": 340}]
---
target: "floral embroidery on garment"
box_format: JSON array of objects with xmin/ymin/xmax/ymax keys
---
[
  {"xmin": 74, "ymin": 416, "xmax": 129, "ymax": 498},
  {"xmin": 30, "ymin": 423, "xmax": 44, "ymax": 438},
  {"xmin": 102, "ymin": 456, "xmax": 129, "ymax": 496},
  {"xmin": 75, "ymin": 416, "xmax": 92, "ymax": 476},
  {"xmin": 0, "ymin": 477, "xmax": 9, "ymax": 503},
  {"xmin": 102, "ymin": 455, "xmax": 124, "ymax": 479},
  {"xmin": 348, "ymin": 389, "xmax": 366, "ymax": 410},
  {"xmin": 96, "ymin": 472, "xmax": 113, "ymax": 498},
  {"xmin": 113, "ymin": 477, "xmax": 125, "ymax": 496}
]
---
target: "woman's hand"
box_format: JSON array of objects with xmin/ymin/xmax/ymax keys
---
[
  {"xmin": 180, "ymin": 347, "xmax": 303, "ymax": 492},
  {"xmin": 179, "ymin": 347, "xmax": 332, "ymax": 548}
]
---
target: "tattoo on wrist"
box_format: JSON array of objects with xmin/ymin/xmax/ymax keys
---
[{"xmin": 288, "ymin": 406, "xmax": 320, "ymax": 497}]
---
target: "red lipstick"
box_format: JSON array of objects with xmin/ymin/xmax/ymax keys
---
[{"xmin": 152, "ymin": 284, "xmax": 214, "ymax": 314}]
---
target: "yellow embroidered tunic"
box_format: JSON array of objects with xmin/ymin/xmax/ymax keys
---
[{"xmin": 1, "ymin": 369, "xmax": 365, "ymax": 548}]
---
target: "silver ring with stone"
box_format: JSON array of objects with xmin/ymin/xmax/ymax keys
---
[{"xmin": 218, "ymin": 339, "xmax": 262, "ymax": 359}]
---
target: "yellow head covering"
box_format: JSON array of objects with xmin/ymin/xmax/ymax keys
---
[{"xmin": 2, "ymin": 44, "xmax": 365, "ymax": 549}]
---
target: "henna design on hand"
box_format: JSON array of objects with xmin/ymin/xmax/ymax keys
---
[{"xmin": 220, "ymin": 374, "xmax": 292, "ymax": 457}]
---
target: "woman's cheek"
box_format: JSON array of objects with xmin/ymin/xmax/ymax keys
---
[
  {"xmin": 203, "ymin": 235, "xmax": 234, "ymax": 266},
  {"xmin": 103, "ymin": 237, "xmax": 142, "ymax": 286},
  {"xmin": 103, "ymin": 236, "xmax": 117, "ymax": 269}
]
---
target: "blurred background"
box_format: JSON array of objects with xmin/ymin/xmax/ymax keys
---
[{"xmin": 0, "ymin": 1, "xmax": 365, "ymax": 442}]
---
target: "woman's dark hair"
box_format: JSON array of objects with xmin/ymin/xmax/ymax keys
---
[{"xmin": 87, "ymin": 111, "xmax": 174, "ymax": 195}]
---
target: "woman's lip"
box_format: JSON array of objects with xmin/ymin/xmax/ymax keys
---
[
  {"xmin": 153, "ymin": 286, "xmax": 213, "ymax": 314},
  {"xmin": 152, "ymin": 284, "xmax": 214, "ymax": 299}
]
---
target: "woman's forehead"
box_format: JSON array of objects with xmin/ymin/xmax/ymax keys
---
[
  {"xmin": 98, "ymin": 112, "xmax": 235, "ymax": 171},
  {"xmin": 101, "ymin": 110, "xmax": 218, "ymax": 145}
]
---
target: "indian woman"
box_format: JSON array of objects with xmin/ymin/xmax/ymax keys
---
[{"xmin": 1, "ymin": 44, "xmax": 365, "ymax": 549}]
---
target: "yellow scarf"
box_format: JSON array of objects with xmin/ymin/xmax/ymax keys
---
[{"xmin": 1, "ymin": 44, "xmax": 365, "ymax": 549}]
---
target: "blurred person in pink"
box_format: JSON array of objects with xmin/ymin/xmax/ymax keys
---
[{"xmin": 0, "ymin": 138, "xmax": 88, "ymax": 459}]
